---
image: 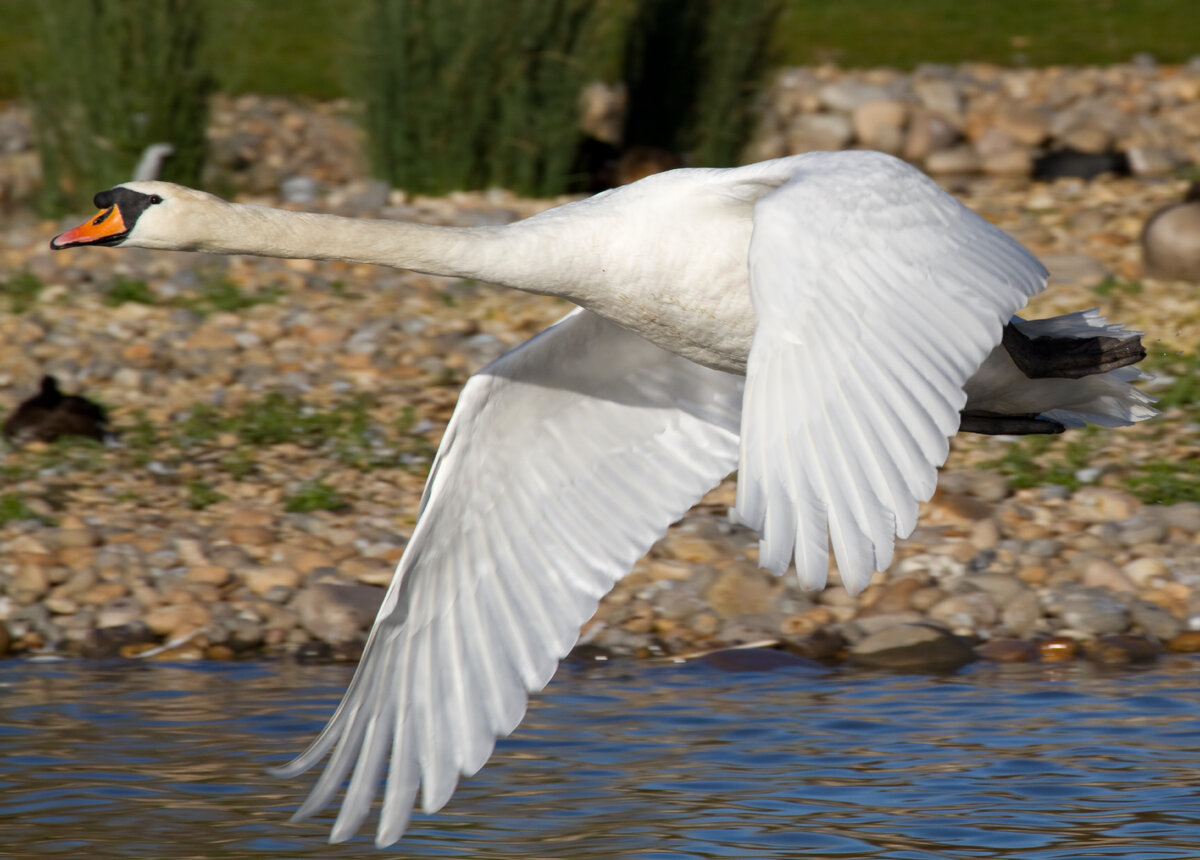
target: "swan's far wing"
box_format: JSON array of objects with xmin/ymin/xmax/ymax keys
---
[
  {"xmin": 274, "ymin": 308, "xmax": 742, "ymax": 846},
  {"xmin": 736, "ymin": 152, "xmax": 1046, "ymax": 593}
]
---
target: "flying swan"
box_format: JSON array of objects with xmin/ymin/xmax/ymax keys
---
[{"xmin": 52, "ymin": 151, "xmax": 1156, "ymax": 845}]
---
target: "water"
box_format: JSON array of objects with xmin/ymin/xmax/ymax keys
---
[{"xmin": 0, "ymin": 655, "xmax": 1198, "ymax": 859}]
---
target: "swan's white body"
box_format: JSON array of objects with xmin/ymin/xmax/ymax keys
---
[{"xmin": 55, "ymin": 151, "xmax": 1155, "ymax": 845}]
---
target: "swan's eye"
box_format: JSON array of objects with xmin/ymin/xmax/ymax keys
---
[{"xmin": 148, "ymin": 194, "xmax": 163, "ymax": 205}]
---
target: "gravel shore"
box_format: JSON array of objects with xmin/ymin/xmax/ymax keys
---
[{"xmin": 3, "ymin": 81, "xmax": 1200, "ymax": 671}]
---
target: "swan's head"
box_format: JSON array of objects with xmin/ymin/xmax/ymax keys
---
[{"xmin": 50, "ymin": 181, "xmax": 226, "ymax": 252}]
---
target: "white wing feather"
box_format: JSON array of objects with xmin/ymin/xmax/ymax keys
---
[
  {"xmin": 734, "ymin": 151, "xmax": 1047, "ymax": 593},
  {"xmin": 272, "ymin": 308, "xmax": 742, "ymax": 845}
]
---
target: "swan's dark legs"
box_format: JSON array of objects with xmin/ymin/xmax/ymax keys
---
[
  {"xmin": 1000, "ymin": 324, "xmax": 1146, "ymax": 379},
  {"xmin": 958, "ymin": 411, "xmax": 1065, "ymax": 435},
  {"xmin": 957, "ymin": 323, "xmax": 1147, "ymax": 435}
]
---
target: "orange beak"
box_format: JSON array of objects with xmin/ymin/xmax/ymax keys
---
[{"xmin": 50, "ymin": 205, "xmax": 128, "ymax": 249}]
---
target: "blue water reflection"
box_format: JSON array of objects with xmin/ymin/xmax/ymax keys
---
[{"xmin": 0, "ymin": 656, "xmax": 1197, "ymax": 858}]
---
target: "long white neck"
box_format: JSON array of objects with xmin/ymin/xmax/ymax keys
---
[{"xmin": 182, "ymin": 199, "xmax": 585, "ymax": 300}]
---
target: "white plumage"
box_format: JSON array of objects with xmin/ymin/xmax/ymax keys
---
[{"xmin": 51, "ymin": 151, "xmax": 1155, "ymax": 845}]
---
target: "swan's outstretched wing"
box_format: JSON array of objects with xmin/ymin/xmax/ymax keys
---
[
  {"xmin": 274, "ymin": 308, "xmax": 742, "ymax": 845},
  {"xmin": 734, "ymin": 151, "xmax": 1046, "ymax": 593}
]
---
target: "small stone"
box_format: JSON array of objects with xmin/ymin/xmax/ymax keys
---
[
  {"xmin": 1087, "ymin": 634, "xmax": 1158, "ymax": 665},
  {"xmin": 704, "ymin": 567, "xmax": 773, "ymax": 618},
  {"xmin": 1069, "ymin": 488, "xmax": 1140, "ymax": 523},
  {"xmin": 226, "ymin": 525, "xmax": 275, "ymax": 547},
  {"xmin": 1120, "ymin": 516, "xmax": 1167, "ymax": 547},
  {"xmin": 1130, "ymin": 601, "xmax": 1184, "ymax": 640},
  {"xmin": 1166, "ymin": 630, "xmax": 1200, "ymax": 653},
  {"xmin": 864, "ymin": 576, "xmax": 926, "ymax": 614},
  {"xmin": 1162, "ymin": 502, "xmax": 1200, "ymax": 532},
  {"xmin": 188, "ymin": 565, "xmax": 232, "ymax": 586},
  {"xmin": 1122, "ymin": 557, "xmax": 1169, "ymax": 587},
  {"xmin": 981, "ymin": 146, "xmax": 1034, "ymax": 176},
  {"xmin": 1026, "ymin": 538, "xmax": 1064, "ymax": 559},
  {"xmin": 969, "ymin": 518, "xmax": 1001, "ymax": 551},
  {"xmin": 1001, "ymin": 590, "xmax": 1043, "ymax": 638},
  {"xmin": 925, "ymin": 144, "xmax": 981, "ymax": 175},
  {"xmin": 692, "ymin": 612, "xmax": 720, "ymax": 637},
  {"xmin": 52, "ymin": 527, "xmax": 99, "ymax": 550},
  {"xmin": 1038, "ymin": 636, "xmax": 1080, "ymax": 662},
  {"xmin": 339, "ymin": 556, "xmax": 395, "ymax": 586},
  {"xmin": 143, "ymin": 603, "xmax": 211, "ymax": 637},
  {"xmin": 964, "ymin": 574, "xmax": 1026, "ymax": 606},
  {"xmin": 1058, "ymin": 125, "xmax": 1111, "ymax": 154},
  {"xmin": 818, "ymin": 80, "xmax": 890, "ymax": 112},
  {"xmin": 1081, "ymin": 559, "xmax": 1136, "ymax": 593},
  {"xmin": 244, "ymin": 566, "xmax": 302, "ymax": 596},
  {"xmin": 79, "ymin": 582, "xmax": 128, "ymax": 606},
  {"xmin": 1128, "ymin": 146, "xmax": 1178, "ymax": 177},
  {"xmin": 12, "ymin": 566, "xmax": 50, "ymax": 601},
  {"xmin": 664, "ymin": 534, "xmax": 720, "ymax": 564},
  {"xmin": 993, "ymin": 104, "xmax": 1049, "ymax": 145},
  {"xmin": 976, "ymin": 638, "xmax": 1039, "ymax": 662},
  {"xmin": 96, "ymin": 597, "xmax": 143, "ymax": 629},
  {"xmin": 928, "ymin": 592, "xmax": 998, "ymax": 632},
  {"xmin": 968, "ymin": 472, "xmax": 1010, "ymax": 504},
  {"xmin": 44, "ymin": 596, "xmax": 78, "ymax": 615}
]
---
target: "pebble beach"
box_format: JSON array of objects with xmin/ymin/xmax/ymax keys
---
[{"xmin": 2, "ymin": 62, "xmax": 1200, "ymax": 672}]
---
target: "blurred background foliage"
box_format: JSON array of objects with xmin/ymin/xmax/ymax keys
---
[
  {"xmin": 5, "ymin": 0, "xmax": 1198, "ymax": 102},
  {"xmin": 2, "ymin": 0, "xmax": 1198, "ymax": 207},
  {"xmin": 24, "ymin": 0, "xmax": 213, "ymax": 214}
]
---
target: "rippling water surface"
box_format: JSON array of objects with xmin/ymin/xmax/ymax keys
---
[{"xmin": 0, "ymin": 654, "xmax": 1198, "ymax": 858}]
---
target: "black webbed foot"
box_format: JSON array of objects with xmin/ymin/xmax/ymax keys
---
[
  {"xmin": 1001, "ymin": 325, "xmax": 1146, "ymax": 379},
  {"xmin": 959, "ymin": 410, "xmax": 1066, "ymax": 436}
]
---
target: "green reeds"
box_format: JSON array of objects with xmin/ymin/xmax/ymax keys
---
[
  {"xmin": 27, "ymin": 0, "xmax": 213, "ymax": 214},
  {"xmin": 359, "ymin": 0, "xmax": 630, "ymax": 196}
]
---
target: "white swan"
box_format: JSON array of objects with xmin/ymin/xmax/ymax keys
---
[{"xmin": 52, "ymin": 151, "xmax": 1156, "ymax": 845}]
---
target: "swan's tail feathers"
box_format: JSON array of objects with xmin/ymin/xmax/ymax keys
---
[{"xmin": 962, "ymin": 310, "xmax": 1158, "ymax": 434}]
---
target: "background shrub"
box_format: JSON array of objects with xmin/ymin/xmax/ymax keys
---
[
  {"xmin": 359, "ymin": 0, "xmax": 632, "ymax": 197},
  {"xmin": 26, "ymin": 0, "xmax": 213, "ymax": 214},
  {"xmin": 622, "ymin": 0, "xmax": 784, "ymax": 167}
]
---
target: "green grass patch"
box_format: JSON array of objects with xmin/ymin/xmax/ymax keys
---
[
  {"xmin": 1, "ymin": 271, "xmax": 44, "ymax": 313},
  {"xmin": 0, "ymin": 492, "xmax": 52, "ymax": 526},
  {"xmin": 185, "ymin": 479, "xmax": 225, "ymax": 510},
  {"xmin": 169, "ymin": 392, "xmax": 427, "ymax": 472},
  {"xmin": 980, "ymin": 426, "xmax": 1100, "ymax": 492},
  {"xmin": 103, "ymin": 276, "xmax": 157, "ymax": 307},
  {"xmin": 178, "ymin": 276, "xmax": 282, "ymax": 316},
  {"xmin": 1124, "ymin": 460, "xmax": 1200, "ymax": 505},
  {"xmin": 1092, "ymin": 277, "xmax": 1144, "ymax": 298},
  {"xmin": 284, "ymin": 479, "xmax": 349, "ymax": 513},
  {"xmin": 1140, "ymin": 349, "xmax": 1200, "ymax": 411}
]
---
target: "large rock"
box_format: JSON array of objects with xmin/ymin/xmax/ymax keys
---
[
  {"xmin": 848, "ymin": 623, "xmax": 975, "ymax": 671},
  {"xmin": 1141, "ymin": 185, "xmax": 1200, "ymax": 281},
  {"xmin": 293, "ymin": 582, "xmax": 385, "ymax": 645},
  {"xmin": 852, "ymin": 100, "xmax": 908, "ymax": 154},
  {"xmin": 1052, "ymin": 589, "xmax": 1130, "ymax": 635},
  {"xmin": 903, "ymin": 109, "xmax": 961, "ymax": 162},
  {"xmin": 786, "ymin": 113, "xmax": 854, "ymax": 153},
  {"xmin": 925, "ymin": 144, "xmax": 981, "ymax": 175}
]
